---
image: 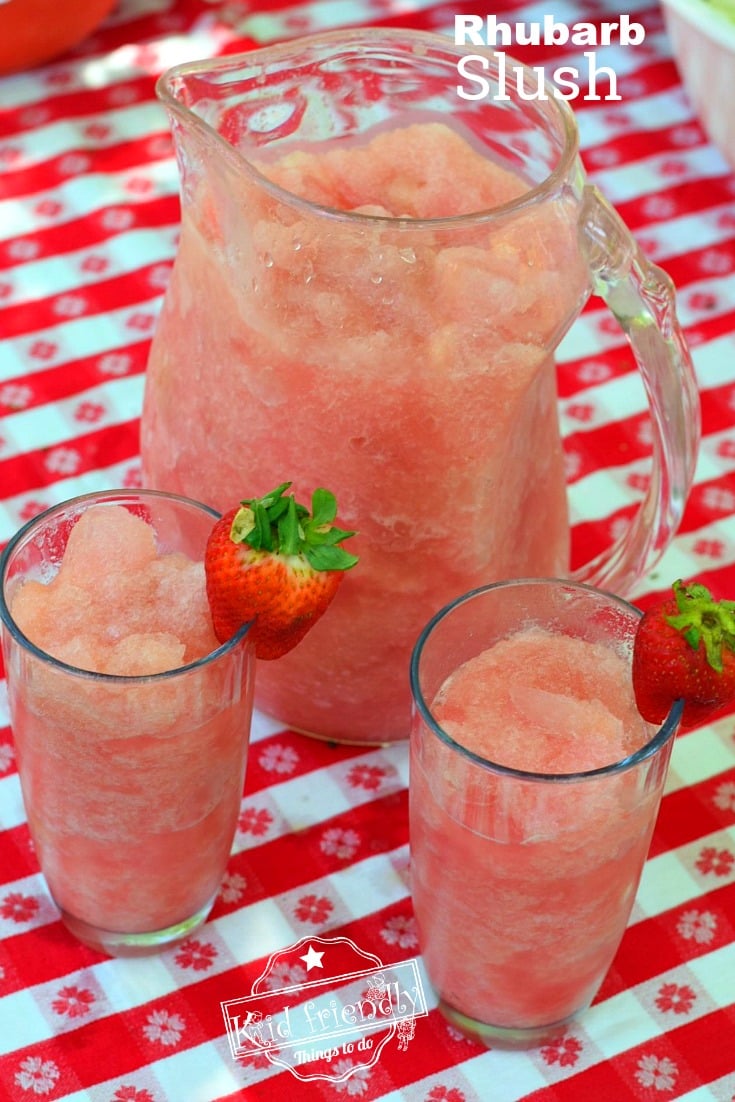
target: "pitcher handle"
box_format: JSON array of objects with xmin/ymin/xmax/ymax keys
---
[{"xmin": 572, "ymin": 184, "xmax": 700, "ymax": 595}]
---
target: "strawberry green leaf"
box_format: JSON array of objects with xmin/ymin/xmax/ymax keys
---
[
  {"xmin": 260, "ymin": 482, "xmax": 292, "ymax": 509},
  {"xmin": 306, "ymin": 525, "xmax": 357, "ymax": 547},
  {"xmin": 304, "ymin": 545, "xmax": 359, "ymax": 571},
  {"xmin": 277, "ymin": 496, "xmax": 301, "ymax": 557},
  {"xmin": 329, "ymin": 527, "xmax": 357, "ymax": 545},
  {"xmin": 231, "ymin": 483, "xmax": 358, "ymax": 571},
  {"xmin": 666, "ymin": 579, "xmax": 735, "ymax": 674},
  {"xmin": 267, "ymin": 497, "xmax": 291, "ymax": 525},
  {"xmin": 311, "ymin": 488, "xmax": 338, "ymax": 528},
  {"xmin": 251, "ymin": 502, "xmax": 273, "ymax": 550},
  {"xmin": 230, "ymin": 505, "xmax": 256, "ymax": 545}
]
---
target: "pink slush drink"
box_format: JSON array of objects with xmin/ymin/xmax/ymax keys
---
[
  {"xmin": 0, "ymin": 491, "xmax": 255, "ymax": 955},
  {"xmin": 409, "ymin": 580, "xmax": 680, "ymax": 1044},
  {"xmin": 141, "ymin": 119, "xmax": 589, "ymax": 743}
]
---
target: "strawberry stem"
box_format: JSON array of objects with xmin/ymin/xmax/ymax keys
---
[
  {"xmin": 666, "ymin": 579, "xmax": 735, "ymax": 673},
  {"xmin": 230, "ymin": 483, "xmax": 358, "ymax": 570}
]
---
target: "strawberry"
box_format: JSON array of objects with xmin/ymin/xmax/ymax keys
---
[
  {"xmin": 204, "ymin": 482, "xmax": 358, "ymax": 660},
  {"xmin": 632, "ymin": 579, "xmax": 735, "ymax": 728}
]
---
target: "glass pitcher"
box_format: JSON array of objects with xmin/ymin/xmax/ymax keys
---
[{"xmin": 140, "ymin": 28, "xmax": 700, "ymax": 744}]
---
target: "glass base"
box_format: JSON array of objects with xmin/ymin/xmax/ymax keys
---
[
  {"xmin": 59, "ymin": 894, "xmax": 216, "ymax": 957},
  {"xmin": 437, "ymin": 997, "xmax": 586, "ymax": 1050}
]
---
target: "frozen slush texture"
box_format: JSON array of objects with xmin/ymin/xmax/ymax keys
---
[
  {"xmin": 11, "ymin": 506, "xmax": 219, "ymax": 673},
  {"xmin": 6, "ymin": 503, "xmax": 251, "ymax": 937},
  {"xmin": 255, "ymin": 122, "xmax": 527, "ymax": 216},
  {"xmin": 433, "ymin": 629, "xmax": 646, "ymax": 773},
  {"xmin": 411, "ymin": 627, "xmax": 666, "ymax": 1030},
  {"xmin": 141, "ymin": 120, "xmax": 589, "ymax": 741}
]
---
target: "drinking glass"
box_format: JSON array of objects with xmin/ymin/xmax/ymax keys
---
[
  {"xmin": 409, "ymin": 578, "xmax": 682, "ymax": 1046},
  {"xmin": 0, "ymin": 490, "xmax": 255, "ymax": 956}
]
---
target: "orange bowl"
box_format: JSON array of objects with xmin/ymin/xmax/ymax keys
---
[{"xmin": 0, "ymin": 0, "xmax": 117, "ymax": 75}]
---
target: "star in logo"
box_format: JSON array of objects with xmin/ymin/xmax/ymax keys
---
[{"xmin": 299, "ymin": 944, "xmax": 325, "ymax": 971}]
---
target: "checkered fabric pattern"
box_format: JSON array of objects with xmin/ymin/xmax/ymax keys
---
[{"xmin": 1, "ymin": 0, "xmax": 734, "ymax": 1099}]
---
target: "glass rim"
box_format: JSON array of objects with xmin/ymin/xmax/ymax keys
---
[
  {"xmin": 156, "ymin": 25, "xmax": 581, "ymax": 230},
  {"xmin": 0, "ymin": 487, "xmax": 252, "ymax": 684},
  {"xmin": 409, "ymin": 577, "xmax": 683, "ymax": 783}
]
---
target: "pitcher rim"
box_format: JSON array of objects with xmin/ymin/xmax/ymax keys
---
[{"xmin": 156, "ymin": 26, "xmax": 582, "ymax": 228}]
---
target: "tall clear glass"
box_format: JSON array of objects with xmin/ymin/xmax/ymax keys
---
[
  {"xmin": 409, "ymin": 578, "xmax": 682, "ymax": 1047},
  {"xmin": 0, "ymin": 490, "xmax": 255, "ymax": 956},
  {"xmin": 139, "ymin": 28, "xmax": 699, "ymax": 745}
]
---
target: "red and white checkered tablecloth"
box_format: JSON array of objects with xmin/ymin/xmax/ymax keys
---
[{"xmin": 1, "ymin": 0, "xmax": 734, "ymax": 1099}]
